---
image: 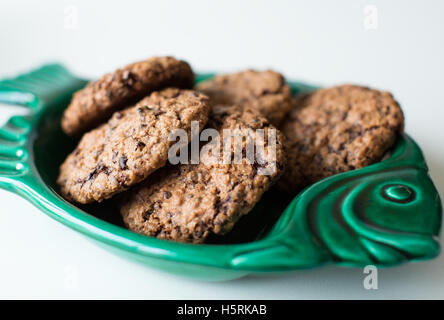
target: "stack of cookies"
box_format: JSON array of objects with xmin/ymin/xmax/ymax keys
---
[{"xmin": 57, "ymin": 56, "xmax": 404, "ymax": 243}]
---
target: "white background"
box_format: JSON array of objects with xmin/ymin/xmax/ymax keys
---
[{"xmin": 0, "ymin": 0, "xmax": 443, "ymax": 299}]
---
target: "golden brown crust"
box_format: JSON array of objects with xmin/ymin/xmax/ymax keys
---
[
  {"xmin": 62, "ymin": 56, "xmax": 194, "ymax": 136},
  {"xmin": 196, "ymin": 70, "xmax": 293, "ymax": 126},
  {"xmin": 277, "ymin": 84, "xmax": 404, "ymax": 193},
  {"xmin": 57, "ymin": 88, "xmax": 210, "ymax": 204},
  {"xmin": 119, "ymin": 106, "xmax": 286, "ymax": 243}
]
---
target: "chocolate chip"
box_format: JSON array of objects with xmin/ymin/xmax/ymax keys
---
[
  {"xmin": 143, "ymin": 210, "xmax": 152, "ymax": 221},
  {"xmin": 249, "ymin": 166, "xmax": 257, "ymax": 179},
  {"xmin": 194, "ymin": 230, "xmax": 203, "ymax": 238},
  {"xmin": 122, "ymin": 70, "xmax": 135, "ymax": 87},
  {"xmin": 137, "ymin": 107, "xmax": 145, "ymax": 116},
  {"xmin": 119, "ymin": 156, "xmax": 128, "ymax": 170},
  {"xmin": 96, "ymin": 162, "xmax": 106, "ymax": 171},
  {"xmin": 163, "ymin": 191, "xmax": 172, "ymax": 199},
  {"xmin": 154, "ymin": 110, "xmax": 165, "ymax": 117},
  {"xmin": 85, "ymin": 172, "xmax": 95, "ymax": 182},
  {"xmin": 82, "ymin": 162, "xmax": 109, "ymax": 185},
  {"xmin": 118, "ymin": 174, "xmax": 129, "ymax": 187},
  {"xmin": 112, "ymin": 151, "xmax": 118, "ymax": 163},
  {"xmin": 214, "ymin": 196, "xmax": 221, "ymax": 210},
  {"xmin": 136, "ymin": 141, "xmax": 146, "ymax": 150}
]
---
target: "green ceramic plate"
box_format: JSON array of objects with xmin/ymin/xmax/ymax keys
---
[{"xmin": 0, "ymin": 64, "xmax": 441, "ymax": 281}]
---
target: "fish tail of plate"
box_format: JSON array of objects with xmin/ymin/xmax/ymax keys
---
[
  {"xmin": 0, "ymin": 64, "xmax": 87, "ymax": 109},
  {"xmin": 0, "ymin": 64, "xmax": 86, "ymax": 180}
]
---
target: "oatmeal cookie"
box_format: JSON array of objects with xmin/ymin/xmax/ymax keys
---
[
  {"xmin": 277, "ymin": 84, "xmax": 404, "ymax": 193},
  {"xmin": 196, "ymin": 70, "xmax": 293, "ymax": 126},
  {"xmin": 119, "ymin": 106, "xmax": 286, "ymax": 243},
  {"xmin": 57, "ymin": 88, "xmax": 210, "ymax": 204},
  {"xmin": 62, "ymin": 56, "xmax": 194, "ymax": 136}
]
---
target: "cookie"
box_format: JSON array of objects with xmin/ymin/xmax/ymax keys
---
[
  {"xmin": 195, "ymin": 70, "xmax": 293, "ymax": 126},
  {"xmin": 62, "ymin": 56, "xmax": 194, "ymax": 136},
  {"xmin": 57, "ymin": 88, "xmax": 210, "ymax": 204},
  {"xmin": 119, "ymin": 106, "xmax": 286, "ymax": 243},
  {"xmin": 277, "ymin": 84, "xmax": 404, "ymax": 193}
]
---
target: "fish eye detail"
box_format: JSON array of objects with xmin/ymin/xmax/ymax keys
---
[{"xmin": 381, "ymin": 184, "xmax": 415, "ymax": 204}]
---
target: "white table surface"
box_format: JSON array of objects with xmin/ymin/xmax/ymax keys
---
[{"xmin": 1, "ymin": 0, "xmax": 443, "ymax": 299}]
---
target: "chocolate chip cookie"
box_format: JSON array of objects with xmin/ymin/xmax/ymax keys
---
[
  {"xmin": 119, "ymin": 106, "xmax": 286, "ymax": 243},
  {"xmin": 196, "ymin": 70, "xmax": 293, "ymax": 126},
  {"xmin": 277, "ymin": 84, "xmax": 404, "ymax": 193},
  {"xmin": 57, "ymin": 88, "xmax": 210, "ymax": 204},
  {"xmin": 62, "ymin": 56, "xmax": 194, "ymax": 136}
]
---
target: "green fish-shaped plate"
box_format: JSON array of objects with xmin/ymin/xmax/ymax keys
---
[{"xmin": 0, "ymin": 64, "xmax": 441, "ymax": 281}]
